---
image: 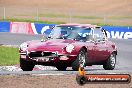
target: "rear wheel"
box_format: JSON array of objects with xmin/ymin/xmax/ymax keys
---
[
  {"xmin": 20, "ymin": 59, "xmax": 35, "ymax": 71},
  {"xmin": 103, "ymin": 53, "xmax": 116, "ymax": 70},
  {"xmin": 71, "ymin": 49, "xmax": 86, "ymax": 71}
]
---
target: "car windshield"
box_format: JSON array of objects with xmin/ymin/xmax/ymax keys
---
[{"xmin": 50, "ymin": 26, "xmax": 92, "ymax": 41}]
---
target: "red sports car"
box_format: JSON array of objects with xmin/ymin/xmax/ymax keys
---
[{"xmin": 19, "ymin": 24, "xmax": 117, "ymax": 71}]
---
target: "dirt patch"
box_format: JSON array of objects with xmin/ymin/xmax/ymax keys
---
[
  {"xmin": 0, "ymin": 74, "xmax": 131, "ymax": 88},
  {"xmin": 0, "ymin": 0, "xmax": 132, "ymax": 25},
  {"xmin": 0, "ymin": 0, "xmax": 132, "ymax": 15}
]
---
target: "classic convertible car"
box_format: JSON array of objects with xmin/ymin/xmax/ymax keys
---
[{"xmin": 19, "ymin": 24, "xmax": 117, "ymax": 71}]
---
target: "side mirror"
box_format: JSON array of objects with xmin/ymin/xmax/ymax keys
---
[
  {"xmin": 41, "ymin": 35, "xmax": 51, "ymax": 42},
  {"xmin": 91, "ymin": 35, "xmax": 96, "ymax": 44},
  {"xmin": 41, "ymin": 36, "xmax": 45, "ymax": 42},
  {"xmin": 47, "ymin": 35, "xmax": 51, "ymax": 39},
  {"xmin": 93, "ymin": 35, "xmax": 102, "ymax": 44},
  {"xmin": 93, "ymin": 35, "xmax": 97, "ymax": 42}
]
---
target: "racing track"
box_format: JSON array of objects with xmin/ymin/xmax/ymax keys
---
[{"xmin": 0, "ymin": 32, "xmax": 132, "ymax": 75}]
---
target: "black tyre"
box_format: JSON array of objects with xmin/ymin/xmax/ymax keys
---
[
  {"xmin": 56, "ymin": 65, "xmax": 67, "ymax": 71},
  {"xmin": 20, "ymin": 59, "xmax": 35, "ymax": 71},
  {"xmin": 103, "ymin": 53, "xmax": 116, "ymax": 70},
  {"xmin": 76, "ymin": 75, "xmax": 87, "ymax": 85},
  {"xmin": 71, "ymin": 49, "xmax": 87, "ymax": 71}
]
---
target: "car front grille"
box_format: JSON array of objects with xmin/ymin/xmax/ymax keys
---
[{"xmin": 29, "ymin": 51, "xmax": 57, "ymax": 58}]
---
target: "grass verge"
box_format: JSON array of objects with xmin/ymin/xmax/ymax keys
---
[
  {"xmin": 0, "ymin": 46, "xmax": 19, "ymax": 66},
  {"xmin": 0, "ymin": 17, "xmax": 132, "ymax": 26},
  {"xmin": 0, "ymin": 18, "xmax": 65, "ymax": 24},
  {"xmin": 0, "ymin": 18, "xmax": 114, "ymax": 26}
]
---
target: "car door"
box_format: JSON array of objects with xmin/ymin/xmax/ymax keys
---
[
  {"xmin": 86, "ymin": 41, "xmax": 96, "ymax": 63},
  {"xmin": 84, "ymin": 29, "xmax": 96, "ymax": 63},
  {"xmin": 93, "ymin": 28, "xmax": 109, "ymax": 62}
]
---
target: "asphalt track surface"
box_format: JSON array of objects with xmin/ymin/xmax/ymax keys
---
[{"xmin": 0, "ymin": 32, "xmax": 132, "ymax": 75}]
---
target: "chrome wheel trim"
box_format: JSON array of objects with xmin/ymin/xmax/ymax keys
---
[
  {"xmin": 110, "ymin": 54, "xmax": 116, "ymax": 67},
  {"xmin": 79, "ymin": 52, "xmax": 86, "ymax": 67}
]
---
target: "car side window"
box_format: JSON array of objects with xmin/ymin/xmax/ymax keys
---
[
  {"xmin": 93, "ymin": 28, "xmax": 105, "ymax": 41},
  {"xmin": 77, "ymin": 28, "xmax": 93, "ymax": 42},
  {"xmin": 85, "ymin": 29, "xmax": 94, "ymax": 41}
]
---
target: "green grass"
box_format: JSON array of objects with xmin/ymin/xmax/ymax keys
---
[
  {"xmin": 0, "ymin": 17, "xmax": 132, "ymax": 26},
  {"xmin": 0, "ymin": 18, "xmax": 65, "ymax": 24},
  {"xmin": 108, "ymin": 16, "xmax": 132, "ymax": 19},
  {"xmin": 73, "ymin": 15, "xmax": 102, "ymax": 19},
  {"xmin": 0, "ymin": 18, "xmax": 113, "ymax": 26},
  {"xmin": 0, "ymin": 46, "xmax": 19, "ymax": 66},
  {"xmin": 39, "ymin": 13, "xmax": 102, "ymax": 19},
  {"xmin": 39, "ymin": 13, "xmax": 68, "ymax": 18}
]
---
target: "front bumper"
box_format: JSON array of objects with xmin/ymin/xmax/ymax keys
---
[{"xmin": 19, "ymin": 50, "xmax": 77, "ymax": 64}]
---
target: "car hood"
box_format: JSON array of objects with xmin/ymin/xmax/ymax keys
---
[{"xmin": 26, "ymin": 39, "xmax": 76, "ymax": 51}]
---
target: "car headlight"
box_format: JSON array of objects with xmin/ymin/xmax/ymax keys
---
[
  {"xmin": 20, "ymin": 42, "xmax": 28, "ymax": 51},
  {"xmin": 66, "ymin": 44, "xmax": 74, "ymax": 53}
]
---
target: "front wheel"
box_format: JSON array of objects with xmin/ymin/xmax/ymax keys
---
[
  {"xmin": 56, "ymin": 65, "xmax": 67, "ymax": 71},
  {"xmin": 20, "ymin": 59, "xmax": 35, "ymax": 71},
  {"xmin": 71, "ymin": 49, "xmax": 87, "ymax": 71},
  {"xmin": 103, "ymin": 53, "xmax": 116, "ymax": 70}
]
